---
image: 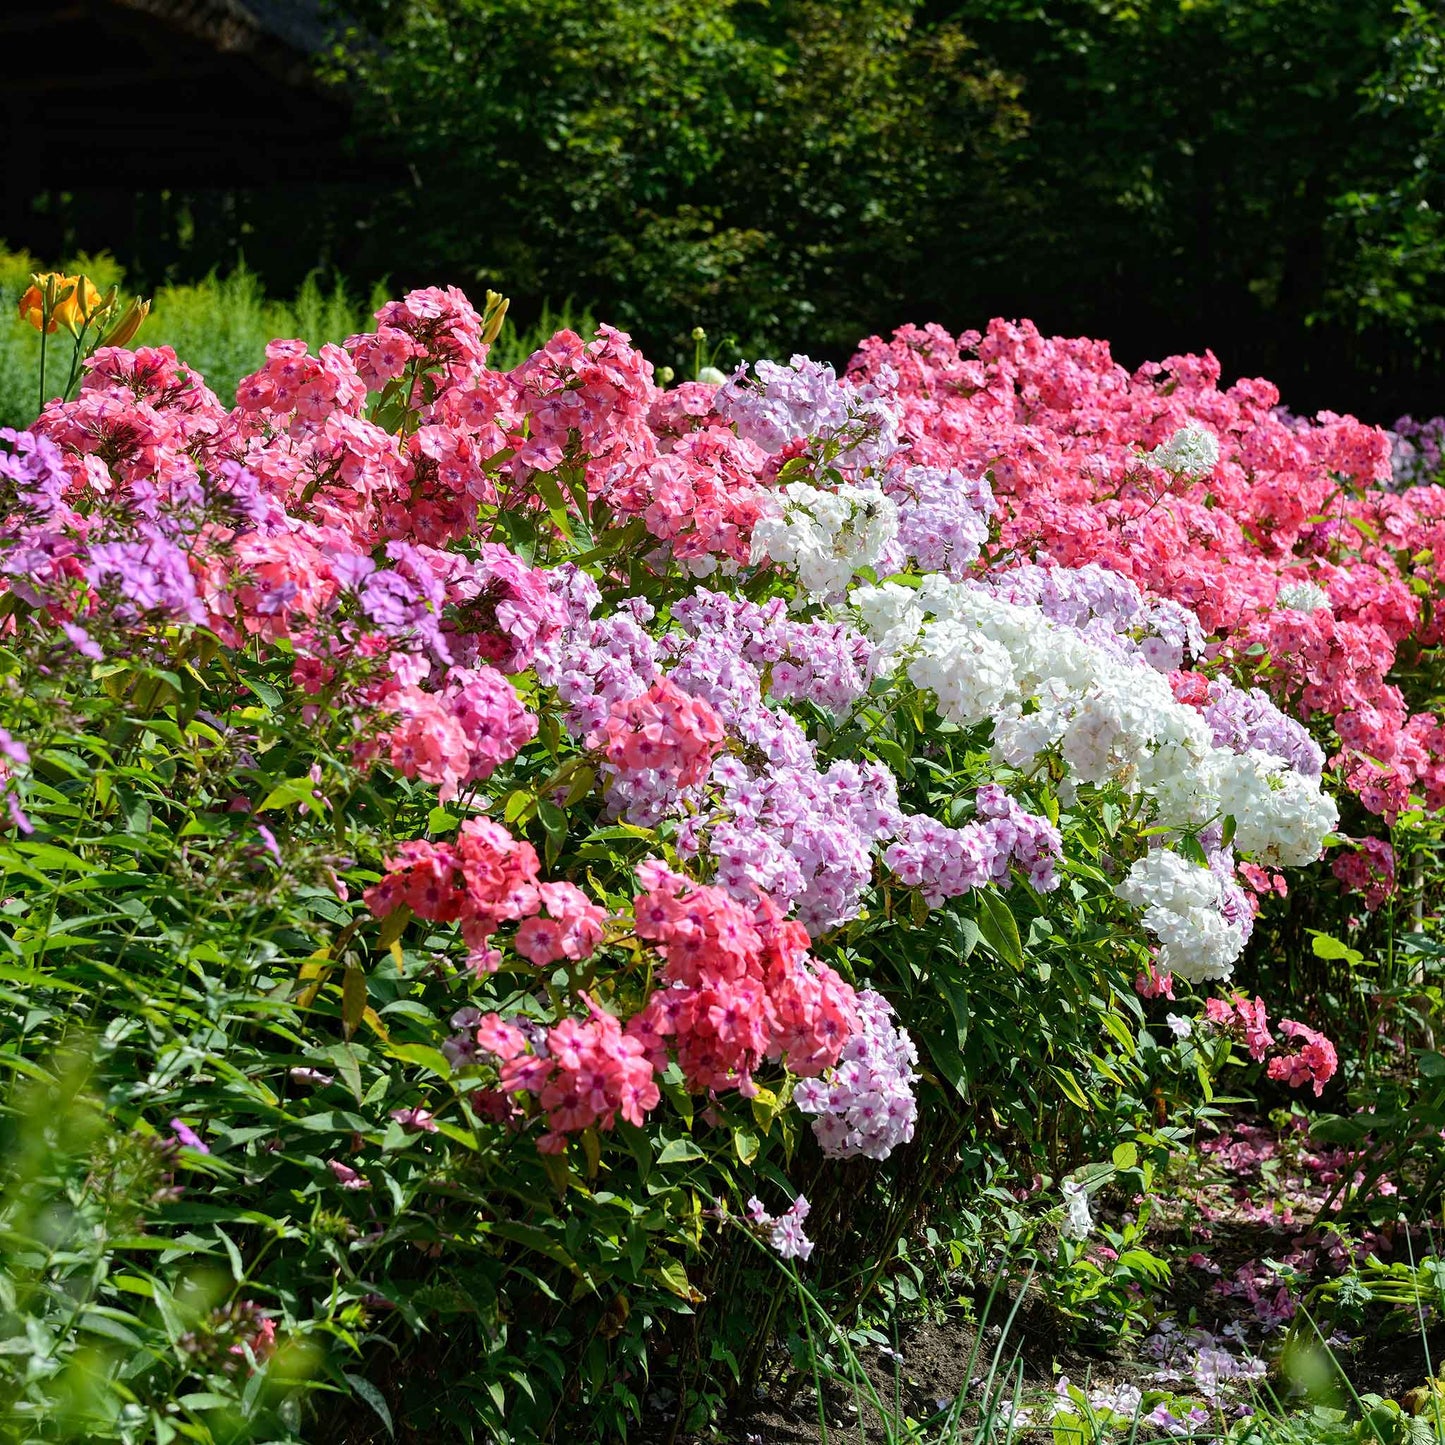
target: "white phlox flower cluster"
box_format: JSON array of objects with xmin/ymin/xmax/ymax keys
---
[
  {"xmin": 849, "ymin": 571, "xmax": 1338, "ymax": 980},
  {"xmin": 1147, "ymin": 421, "xmax": 1220, "ymax": 479},
  {"xmin": 1214, "ymin": 748, "xmax": 1339, "ymax": 868},
  {"xmin": 751, "ymin": 481, "xmax": 899, "ymax": 601},
  {"xmin": 1060, "ymin": 1180, "xmax": 1093, "ymax": 1241},
  {"xmin": 850, "ymin": 574, "xmax": 1336, "ymax": 851},
  {"xmin": 1275, "ymin": 580, "xmax": 1331, "ymax": 614},
  {"xmin": 1115, "ymin": 849, "xmax": 1248, "ymax": 983}
]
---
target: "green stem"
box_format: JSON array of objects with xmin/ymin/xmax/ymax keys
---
[{"xmin": 37, "ymin": 324, "xmax": 48, "ymax": 417}]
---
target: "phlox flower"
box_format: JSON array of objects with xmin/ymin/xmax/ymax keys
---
[{"xmin": 1267, "ymin": 1019, "xmax": 1338, "ymax": 1097}]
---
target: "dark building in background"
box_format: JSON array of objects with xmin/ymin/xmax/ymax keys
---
[{"xmin": 1, "ymin": 0, "xmax": 388, "ymax": 289}]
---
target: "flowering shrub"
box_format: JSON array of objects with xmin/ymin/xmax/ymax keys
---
[{"xmin": 0, "ymin": 285, "xmax": 1433, "ymax": 1441}]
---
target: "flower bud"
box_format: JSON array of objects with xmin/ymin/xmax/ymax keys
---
[
  {"xmin": 481, "ymin": 291, "xmax": 510, "ymax": 346},
  {"xmin": 100, "ymin": 296, "xmax": 151, "ymax": 350}
]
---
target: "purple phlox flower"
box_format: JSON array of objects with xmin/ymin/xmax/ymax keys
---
[
  {"xmin": 85, "ymin": 529, "xmax": 206, "ymax": 625},
  {"xmin": 61, "ymin": 620, "xmax": 104, "ymax": 660},
  {"xmin": 390, "ymin": 1106, "xmax": 439, "ymax": 1133},
  {"xmin": 170, "ymin": 1118, "xmax": 210, "ymax": 1154},
  {"xmin": 328, "ymin": 1159, "xmax": 370, "ymax": 1190}
]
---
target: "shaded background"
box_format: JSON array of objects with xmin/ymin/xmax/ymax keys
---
[{"xmin": 5, "ymin": 0, "xmax": 1445, "ymax": 420}]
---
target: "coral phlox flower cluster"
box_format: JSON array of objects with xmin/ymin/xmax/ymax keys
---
[
  {"xmin": 1266, "ymin": 1020, "xmax": 1339, "ymax": 1098},
  {"xmin": 626, "ymin": 861, "xmax": 859, "ymax": 1096},
  {"xmin": 1202, "ymin": 995, "xmax": 1338, "ymax": 1096},
  {"xmin": 594, "ymin": 677, "xmax": 725, "ymax": 790},
  {"xmin": 363, "ymin": 818, "xmax": 597, "ymax": 975},
  {"xmin": 1204, "ymin": 994, "xmax": 1275, "ymax": 1061},
  {"xmin": 1329, "ymin": 836, "xmax": 1397, "ymax": 912},
  {"xmin": 473, "ymin": 999, "xmax": 660, "ymax": 1155}
]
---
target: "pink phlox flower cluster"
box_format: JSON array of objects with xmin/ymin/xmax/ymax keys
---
[
  {"xmin": 744, "ymin": 1193, "xmax": 814, "ymax": 1261},
  {"xmin": 1204, "ymin": 994, "xmax": 1275, "ymax": 1061},
  {"xmin": 1219, "ymin": 1260, "xmax": 1298, "ymax": 1329},
  {"xmin": 360, "ymin": 284, "xmax": 490, "ymax": 387},
  {"xmin": 1135, "ymin": 963, "xmax": 1175, "ymax": 999},
  {"xmin": 1330, "ymin": 835, "xmax": 1397, "ymax": 911},
  {"xmin": 235, "ymin": 337, "xmax": 367, "ymax": 425},
  {"xmin": 365, "ymin": 818, "xmax": 571, "ymax": 973},
  {"xmin": 435, "ymin": 543, "xmax": 564, "ymax": 672},
  {"xmin": 1266, "ymin": 1019, "xmax": 1339, "ymax": 1097},
  {"xmin": 625, "ymin": 861, "xmax": 858, "ymax": 1095},
  {"xmin": 792, "ymin": 989, "xmax": 919, "ymax": 1160},
  {"xmin": 883, "ymin": 785, "xmax": 1061, "ymax": 903},
  {"xmin": 476, "ymin": 995, "xmax": 661, "ymax": 1154},
  {"xmin": 510, "ymin": 324, "xmax": 656, "ymax": 476},
  {"xmin": 595, "ymin": 677, "xmax": 725, "ymax": 791},
  {"xmin": 515, "ymin": 881, "xmax": 607, "ymax": 966},
  {"xmin": 381, "ymin": 665, "xmax": 536, "ymax": 802}
]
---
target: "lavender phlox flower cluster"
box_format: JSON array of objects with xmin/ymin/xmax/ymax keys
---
[
  {"xmin": 671, "ymin": 588, "xmax": 873, "ymax": 714},
  {"xmin": 334, "ymin": 540, "xmax": 450, "ymax": 662},
  {"xmin": 0, "ymin": 728, "xmax": 31, "ymax": 834},
  {"xmin": 661, "ymin": 623, "xmax": 899, "ymax": 930},
  {"xmin": 0, "ymin": 426, "xmax": 71, "ymax": 523},
  {"xmin": 792, "ymin": 990, "xmax": 918, "ymax": 1160},
  {"xmin": 883, "ymin": 786, "xmax": 1060, "ymax": 905},
  {"xmin": 1208, "ymin": 843, "xmax": 1257, "ymax": 949},
  {"xmin": 1388, "ymin": 414, "xmax": 1445, "ymax": 489},
  {"xmin": 1200, "ymin": 677, "xmax": 1324, "ymax": 779},
  {"xmin": 1142, "ymin": 1321, "xmax": 1266, "ymax": 1404},
  {"xmin": 882, "ymin": 464, "xmax": 995, "ymax": 581},
  {"xmin": 745, "ymin": 1192, "xmax": 814, "ymax": 1260},
  {"xmin": 84, "ymin": 529, "xmax": 207, "ymax": 626},
  {"xmin": 533, "ymin": 564, "xmax": 660, "ymax": 734},
  {"xmin": 717, "ymin": 355, "xmax": 906, "ymax": 476}
]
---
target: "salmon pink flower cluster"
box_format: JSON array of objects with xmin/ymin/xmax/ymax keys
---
[
  {"xmin": 472, "ymin": 998, "xmax": 661, "ymax": 1154},
  {"xmin": 1203, "ymin": 995, "xmax": 1338, "ymax": 1097}
]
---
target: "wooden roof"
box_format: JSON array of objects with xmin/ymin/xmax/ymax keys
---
[{"xmin": 0, "ymin": 0, "xmax": 364, "ymax": 189}]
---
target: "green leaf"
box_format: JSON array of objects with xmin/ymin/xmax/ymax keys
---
[
  {"xmin": 341, "ymin": 966, "xmax": 367, "ymax": 1041},
  {"xmin": 974, "ymin": 890, "xmax": 1024, "ymax": 968},
  {"xmin": 657, "ymin": 1137, "xmax": 706, "ymax": 1165},
  {"xmin": 344, "ymin": 1374, "xmax": 394, "ymax": 1436},
  {"xmin": 1111, "ymin": 1142, "xmax": 1138, "ymax": 1170}
]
